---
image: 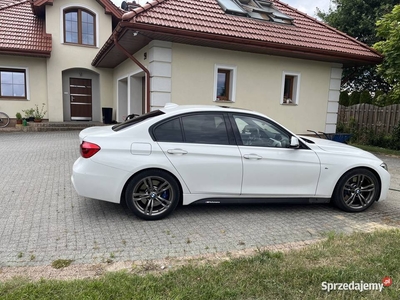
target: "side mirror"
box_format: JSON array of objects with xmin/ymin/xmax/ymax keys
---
[{"xmin": 290, "ymin": 136, "xmax": 300, "ymax": 148}]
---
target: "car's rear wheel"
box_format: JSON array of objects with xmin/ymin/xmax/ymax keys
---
[
  {"xmin": 332, "ymin": 168, "xmax": 380, "ymax": 212},
  {"xmin": 125, "ymin": 170, "xmax": 180, "ymax": 220}
]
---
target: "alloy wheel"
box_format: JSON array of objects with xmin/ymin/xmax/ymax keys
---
[
  {"xmin": 131, "ymin": 176, "xmax": 174, "ymax": 217},
  {"xmin": 341, "ymin": 174, "xmax": 376, "ymax": 209}
]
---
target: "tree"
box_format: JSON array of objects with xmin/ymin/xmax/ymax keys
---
[
  {"xmin": 317, "ymin": 0, "xmax": 397, "ymax": 92},
  {"xmin": 373, "ymin": 5, "xmax": 400, "ymax": 104},
  {"xmin": 349, "ymin": 91, "xmax": 361, "ymax": 105},
  {"xmin": 372, "ymin": 90, "xmax": 386, "ymax": 106},
  {"xmin": 359, "ymin": 90, "xmax": 373, "ymax": 103},
  {"xmin": 339, "ymin": 91, "xmax": 349, "ymax": 106}
]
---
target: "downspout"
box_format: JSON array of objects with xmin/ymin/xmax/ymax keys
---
[{"xmin": 113, "ymin": 32, "xmax": 151, "ymax": 113}]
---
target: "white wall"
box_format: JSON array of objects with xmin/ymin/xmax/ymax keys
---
[
  {"xmin": 45, "ymin": 0, "xmax": 114, "ymax": 121},
  {"xmin": 0, "ymin": 55, "xmax": 47, "ymax": 119},
  {"xmin": 171, "ymin": 43, "xmax": 339, "ymax": 134}
]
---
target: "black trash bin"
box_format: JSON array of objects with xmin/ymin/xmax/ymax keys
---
[{"xmin": 102, "ymin": 107, "xmax": 113, "ymax": 124}]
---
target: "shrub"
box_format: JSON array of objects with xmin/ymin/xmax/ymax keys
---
[
  {"xmin": 390, "ymin": 121, "xmax": 400, "ymax": 150},
  {"xmin": 359, "ymin": 91, "xmax": 372, "ymax": 104},
  {"xmin": 339, "ymin": 91, "xmax": 350, "ymax": 106},
  {"xmin": 349, "ymin": 91, "xmax": 361, "ymax": 106}
]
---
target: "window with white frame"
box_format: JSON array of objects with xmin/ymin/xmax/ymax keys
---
[
  {"xmin": 214, "ymin": 65, "xmax": 236, "ymax": 102},
  {"xmin": 281, "ymin": 72, "xmax": 300, "ymax": 105},
  {"xmin": 0, "ymin": 68, "xmax": 26, "ymax": 99}
]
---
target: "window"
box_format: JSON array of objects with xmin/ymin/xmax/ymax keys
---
[
  {"xmin": 281, "ymin": 72, "xmax": 300, "ymax": 105},
  {"xmin": 214, "ymin": 65, "xmax": 236, "ymax": 102},
  {"xmin": 0, "ymin": 69, "xmax": 26, "ymax": 99},
  {"xmin": 64, "ymin": 8, "xmax": 95, "ymax": 46},
  {"xmin": 153, "ymin": 118, "xmax": 183, "ymax": 142},
  {"xmin": 217, "ymin": 0, "xmax": 293, "ymax": 24},
  {"xmin": 182, "ymin": 114, "xmax": 229, "ymax": 145},
  {"xmin": 233, "ymin": 114, "xmax": 291, "ymax": 148}
]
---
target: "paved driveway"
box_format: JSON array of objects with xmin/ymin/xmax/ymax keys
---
[{"xmin": 1, "ymin": 131, "xmax": 400, "ymax": 269}]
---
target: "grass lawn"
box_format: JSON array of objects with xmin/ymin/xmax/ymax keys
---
[{"xmin": 1, "ymin": 230, "xmax": 400, "ymax": 299}]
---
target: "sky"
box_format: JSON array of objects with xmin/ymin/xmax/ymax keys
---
[{"xmin": 111, "ymin": 0, "xmax": 333, "ymax": 18}]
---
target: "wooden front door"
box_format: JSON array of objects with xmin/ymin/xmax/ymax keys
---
[{"xmin": 70, "ymin": 78, "xmax": 92, "ymax": 121}]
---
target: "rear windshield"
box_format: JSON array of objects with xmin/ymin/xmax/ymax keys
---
[{"xmin": 112, "ymin": 110, "xmax": 165, "ymax": 131}]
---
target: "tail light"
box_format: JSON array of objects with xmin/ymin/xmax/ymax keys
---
[{"xmin": 80, "ymin": 141, "xmax": 101, "ymax": 158}]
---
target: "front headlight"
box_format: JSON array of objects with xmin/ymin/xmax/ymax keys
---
[{"xmin": 381, "ymin": 163, "xmax": 388, "ymax": 171}]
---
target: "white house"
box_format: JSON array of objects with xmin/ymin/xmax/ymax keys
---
[{"xmin": 0, "ymin": 0, "xmax": 382, "ymax": 133}]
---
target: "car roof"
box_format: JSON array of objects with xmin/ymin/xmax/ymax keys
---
[{"xmin": 159, "ymin": 103, "xmax": 258, "ymax": 116}]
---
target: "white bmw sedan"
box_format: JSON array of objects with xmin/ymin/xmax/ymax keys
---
[{"xmin": 72, "ymin": 104, "xmax": 390, "ymax": 220}]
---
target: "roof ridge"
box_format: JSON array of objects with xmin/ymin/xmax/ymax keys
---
[
  {"xmin": 0, "ymin": 0, "xmax": 28, "ymax": 11},
  {"xmin": 97, "ymin": 0, "xmax": 125, "ymax": 18},
  {"xmin": 273, "ymin": 0, "xmax": 382, "ymax": 57},
  {"xmin": 121, "ymin": 0, "xmax": 168, "ymax": 21},
  {"xmin": 108, "ymin": 0, "xmax": 125, "ymax": 14}
]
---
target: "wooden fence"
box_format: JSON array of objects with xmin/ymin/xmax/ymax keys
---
[{"xmin": 338, "ymin": 104, "xmax": 400, "ymax": 134}]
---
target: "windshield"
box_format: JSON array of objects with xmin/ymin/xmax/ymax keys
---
[{"xmin": 112, "ymin": 110, "xmax": 165, "ymax": 131}]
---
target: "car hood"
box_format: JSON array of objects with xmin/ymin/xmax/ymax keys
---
[
  {"xmin": 79, "ymin": 125, "xmax": 114, "ymax": 143},
  {"xmin": 299, "ymin": 136, "xmax": 379, "ymax": 160}
]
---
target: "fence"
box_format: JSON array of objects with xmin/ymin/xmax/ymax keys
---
[{"xmin": 338, "ymin": 104, "xmax": 400, "ymax": 134}]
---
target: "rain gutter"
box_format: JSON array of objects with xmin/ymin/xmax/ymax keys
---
[{"xmin": 112, "ymin": 30, "xmax": 150, "ymax": 113}]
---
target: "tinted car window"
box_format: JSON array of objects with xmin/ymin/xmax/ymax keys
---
[
  {"xmin": 182, "ymin": 114, "xmax": 229, "ymax": 145},
  {"xmin": 153, "ymin": 118, "xmax": 183, "ymax": 142},
  {"xmin": 112, "ymin": 110, "xmax": 164, "ymax": 132}
]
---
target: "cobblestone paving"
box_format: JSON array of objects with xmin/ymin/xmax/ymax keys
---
[{"xmin": 0, "ymin": 131, "xmax": 399, "ymax": 268}]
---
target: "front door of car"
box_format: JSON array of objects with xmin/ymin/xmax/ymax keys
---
[
  {"xmin": 230, "ymin": 114, "xmax": 321, "ymax": 196},
  {"xmin": 153, "ymin": 113, "xmax": 242, "ymax": 195}
]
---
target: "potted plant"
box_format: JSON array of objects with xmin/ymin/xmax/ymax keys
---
[
  {"xmin": 22, "ymin": 108, "xmax": 35, "ymax": 122},
  {"xmin": 33, "ymin": 103, "xmax": 47, "ymax": 122},
  {"xmin": 15, "ymin": 112, "xmax": 22, "ymax": 124}
]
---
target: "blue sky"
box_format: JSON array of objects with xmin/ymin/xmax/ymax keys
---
[{"xmin": 111, "ymin": 0, "xmax": 333, "ymax": 17}]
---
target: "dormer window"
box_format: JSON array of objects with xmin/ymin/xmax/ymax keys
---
[
  {"xmin": 217, "ymin": 0, "xmax": 293, "ymax": 24},
  {"xmin": 64, "ymin": 8, "xmax": 96, "ymax": 46}
]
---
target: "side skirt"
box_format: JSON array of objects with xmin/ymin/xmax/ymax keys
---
[{"xmin": 190, "ymin": 198, "xmax": 331, "ymax": 205}]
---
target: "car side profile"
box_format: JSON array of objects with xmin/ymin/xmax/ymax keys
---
[{"xmin": 72, "ymin": 104, "xmax": 390, "ymax": 220}]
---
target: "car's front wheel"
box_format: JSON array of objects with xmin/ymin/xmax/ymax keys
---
[
  {"xmin": 125, "ymin": 170, "xmax": 180, "ymax": 220},
  {"xmin": 332, "ymin": 168, "xmax": 380, "ymax": 212}
]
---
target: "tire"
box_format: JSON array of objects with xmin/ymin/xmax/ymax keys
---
[
  {"xmin": 332, "ymin": 168, "xmax": 380, "ymax": 212},
  {"xmin": 125, "ymin": 170, "xmax": 180, "ymax": 220},
  {"xmin": 0, "ymin": 112, "xmax": 10, "ymax": 128}
]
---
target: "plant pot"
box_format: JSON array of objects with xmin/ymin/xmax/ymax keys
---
[
  {"xmin": 34, "ymin": 118, "xmax": 42, "ymax": 123},
  {"xmin": 16, "ymin": 119, "xmax": 22, "ymax": 124},
  {"xmin": 28, "ymin": 117, "xmax": 34, "ymax": 122}
]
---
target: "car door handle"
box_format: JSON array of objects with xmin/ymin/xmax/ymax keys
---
[
  {"xmin": 243, "ymin": 154, "xmax": 262, "ymax": 160},
  {"xmin": 167, "ymin": 149, "xmax": 188, "ymax": 155}
]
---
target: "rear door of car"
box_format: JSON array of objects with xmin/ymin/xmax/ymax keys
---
[
  {"xmin": 229, "ymin": 113, "xmax": 321, "ymax": 197},
  {"xmin": 152, "ymin": 113, "xmax": 243, "ymax": 195}
]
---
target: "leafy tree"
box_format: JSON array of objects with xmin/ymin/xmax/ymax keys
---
[
  {"xmin": 317, "ymin": 0, "xmax": 397, "ymax": 92},
  {"xmin": 373, "ymin": 5, "xmax": 400, "ymax": 104},
  {"xmin": 317, "ymin": 0, "xmax": 397, "ymax": 45},
  {"xmin": 349, "ymin": 91, "xmax": 361, "ymax": 105},
  {"xmin": 339, "ymin": 91, "xmax": 350, "ymax": 106},
  {"xmin": 372, "ymin": 90, "xmax": 386, "ymax": 106},
  {"xmin": 359, "ymin": 90, "xmax": 373, "ymax": 103}
]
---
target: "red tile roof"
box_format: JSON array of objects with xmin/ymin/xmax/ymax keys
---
[
  {"xmin": 0, "ymin": 0, "xmax": 52, "ymax": 57},
  {"xmin": 0, "ymin": 0, "xmax": 124, "ymax": 57},
  {"xmin": 93, "ymin": 0, "xmax": 382, "ymax": 67}
]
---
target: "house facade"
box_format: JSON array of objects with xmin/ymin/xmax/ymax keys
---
[
  {"xmin": 0, "ymin": 0, "xmax": 121, "ymax": 122},
  {"xmin": 0, "ymin": 0, "xmax": 382, "ymax": 133}
]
